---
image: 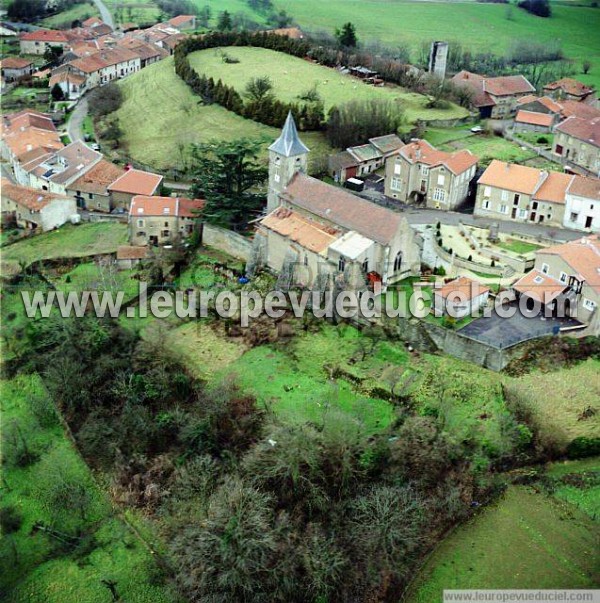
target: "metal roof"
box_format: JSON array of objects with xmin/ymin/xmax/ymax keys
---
[{"xmin": 268, "ymin": 111, "xmax": 310, "ymax": 157}]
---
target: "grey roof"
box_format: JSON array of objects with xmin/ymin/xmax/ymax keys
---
[{"xmin": 268, "ymin": 112, "xmax": 309, "ymax": 157}]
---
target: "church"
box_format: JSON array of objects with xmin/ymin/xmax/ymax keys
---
[{"xmin": 254, "ymin": 113, "xmax": 421, "ymax": 292}]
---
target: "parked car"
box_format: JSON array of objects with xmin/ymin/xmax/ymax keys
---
[{"xmin": 470, "ymin": 126, "xmax": 484, "ymax": 134}]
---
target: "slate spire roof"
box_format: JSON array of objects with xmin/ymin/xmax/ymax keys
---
[{"xmin": 269, "ymin": 112, "xmax": 309, "ymax": 157}]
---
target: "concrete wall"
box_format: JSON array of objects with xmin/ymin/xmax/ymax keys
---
[{"xmin": 202, "ymin": 223, "xmax": 254, "ymax": 261}]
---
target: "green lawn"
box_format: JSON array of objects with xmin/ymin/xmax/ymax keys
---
[
  {"xmin": 423, "ymin": 126, "xmax": 476, "ymax": 148},
  {"xmin": 275, "ymin": 0, "xmax": 600, "ymax": 90},
  {"xmin": 0, "ymin": 374, "xmax": 179, "ymax": 603},
  {"xmin": 406, "ymin": 485, "xmax": 600, "ymax": 602},
  {"xmin": 104, "ymin": 0, "xmax": 161, "ymax": 27},
  {"xmin": 1, "ymin": 223, "xmax": 128, "ymax": 274},
  {"xmin": 496, "ymin": 238, "xmax": 542, "ymax": 254},
  {"xmin": 188, "ymin": 46, "xmax": 468, "ymax": 121},
  {"xmin": 441, "ymin": 134, "xmax": 537, "ymax": 165},
  {"xmin": 113, "ymin": 57, "xmax": 332, "ymax": 172}
]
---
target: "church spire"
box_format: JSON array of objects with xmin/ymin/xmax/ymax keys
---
[{"xmin": 268, "ymin": 111, "xmax": 310, "ymax": 157}]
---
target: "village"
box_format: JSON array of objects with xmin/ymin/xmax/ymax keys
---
[{"xmin": 1, "ymin": 3, "xmax": 599, "ymax": 603}]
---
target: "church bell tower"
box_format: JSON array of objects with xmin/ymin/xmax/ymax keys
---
[{"xmin": 267, "ymin": 112, "xmax": 309, "ymax": 213}]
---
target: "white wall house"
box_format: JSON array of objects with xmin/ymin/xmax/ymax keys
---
[{"xmin": 563, "ymin": 175, "xmax": 600, "ymax": 233}]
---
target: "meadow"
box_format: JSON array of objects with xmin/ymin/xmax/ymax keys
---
[
  {"xmin": 0, "ymin": 374, "xmax": 179, "ymax": 603},
  {"xmin": 405, "ymin": 484, "xmax": 600, "ymax": 602},
  {"xmin": 114, "ymin": 57, "xmax": 332, "ymax": 172},
  {"xmin": 40, "ymin": 2, "xmax": 98, "ymax": 28},
  {"xmin": 103, "ymin": 0, "xmax": 160, "ymax": 28},
  {"xmin": 188, "ymin": 46, "xmax": 468, "ymax": 120},
  {"xmin": 275, "ymin": 0, "xmax": 600, "ymax": 89}
]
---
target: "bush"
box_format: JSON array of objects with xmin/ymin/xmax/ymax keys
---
[
  {"xmin": 566, "ymin": 437, "xmax": 600, "ymax": 459},
  {"xmin": 517, "ymin": 0, "xmax": 551, "ymax": 17},
  {"xmin": 0, "ymin": 505, "xmax": 23, "ymax": 534},
  {"xmin": 537, "ymin": 136, "xmax": 549, "ymax": 144},
  {"xmin": 88, "ymin": 83, "xmax": 123, "ymax": 118}
]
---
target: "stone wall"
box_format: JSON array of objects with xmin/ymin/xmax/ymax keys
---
[{"xmin": 202, "ymin": 224, "xmax": 254, "ymax": 261}]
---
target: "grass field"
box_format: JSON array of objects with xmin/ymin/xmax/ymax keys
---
[
  {"xmin": 0, "ymin": 374, "xmax": 179, "ymax": 603},
  {"xmin": 505, "ymin": 359, "xmax": 600, "ymax": 450},
  {"xmin": 441, "ymin": 134, "xmax": 537, "ymax": 165},
  {"xmin": 275, "ymin": 0, "xmax": 600, "ymax": 89},
  {"xmin": 114, "ymin": 57, "xmax": 332, "ymax": 172},
  {"xmin": 188, "ymin": 46, "xmax": 468, "ymax": 121},
  {"xmin": 104, "ymin": 0, "xmax": 161, "ymax": 27},
  {"xmin": 406, "ymin": 485, "xmax": 600, "ymax": 602},
  {"xmin": 40, "ymin": 2, "xmax": 98, "ymax": 28},
  {"xmin": 496, "ymin": 238, "xmax": 542, "ymax": 254},
  {"xmin": 0, "ymin": 223, "xmax": 127, "ymax": 274}
]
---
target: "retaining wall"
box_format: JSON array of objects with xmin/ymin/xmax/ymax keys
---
[{"xmin": 202, "ymin": 224, "xmax": 254, "ymax": 261}]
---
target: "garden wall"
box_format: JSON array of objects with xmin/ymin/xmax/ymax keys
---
[{"xmin": 202, "ymin": 224, "xmax": 253, "ymax": 261}]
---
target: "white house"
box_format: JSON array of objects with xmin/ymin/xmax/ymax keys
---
[{"xmin": 563, "ymin": 175, "xmax": 600, "ymax": 233}]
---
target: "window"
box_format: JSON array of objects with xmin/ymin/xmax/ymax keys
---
[
  {"xmin": 421, "ymin": 166, "xmax": 429, "ymax": 176},
  {"xmin": 394, "ymin": 163, "xmax": 401, "ymax": 175},
  {"xmin": 391, "ymin": 177, "xmax": 401, "ymax": 191},
  {"xmin": 533, "ymin": 275, "xmax": 544, "ymax": 284},
  {"xmin": 532, "ymin": 201, "xmax": 538, "ymax": 210},
  {"xmin": 559, "ymin": 272, "xmax": 567, "ymax": 283},
  {"xmin": 500, "ymin": 204, "xmax": 508, "ymax": 214},
  {"xmin": 162, "ymin": 207, "xmax": 170, "ymax": 215},
  {"xmin": 501, "ymin": 190, "xmax": 509, "ymax": 202},
  {"xmin": 437, "ymin": 174, "xmax": 445, "ymax": 186},
  {"xmin": 482, "ymin": 199, "xmax": 490, "ymax": 210},
  {"xmin": 541, "ymin": 263, "xmax": 549, "ymax": 274},
  {"xmin": 162, "ymin": 230, "xmax": 170, "ymax": 237},
  {"xmin": 164, "ymin": 221, "xmax": 169, "ymax": 227},
  {"xmin": 338, "ymin": 256, "xmax": 345, "ymax": 272},
  {"xmin": 137, "ymin": 219, "xmax": 144, "ymax": 227},
  {"xmin": 433, "ymin": 188, "xmax": 445, "ymax": 201},
  {"xmin": 583, "ymin": 298, "xmax": 596, "ymax": 311},
  {"xmin": 393, "ymin": 251, "xmax": 402, "ymax": 272},
  {"xmin": 570, "ymin": 212, "xmax": 579, "ymax": 222},
  {"xmin": 362, "ymin": 258, "xmax": 369, "ymax": 273},
  {"xmin": 513, "ymin": 193, "xmax": 520, "ymax": 205},
  {"xmin": 518, "ymin": 209, "xmax": 527, "ymax": 219},
  {"xmin": 304, "ymin": 254, "xmax": 308, "ymax": 266},
  {"xmin": 484, "ymin": 186, "xmax": 491, "ymax": 197}
]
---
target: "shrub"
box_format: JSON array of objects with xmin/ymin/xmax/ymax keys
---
[
  {"xmin": 566, "ymin": 437, "xmax": 600, "ymax": 459},
  {"xmin": 0, "ymin": 505, "xmax": 23, "ymax": 534},
  {"xmin": 517, "ymin": 0, "xmax": 551, "ymax": 17},
  {"xmin": 537, "ymin": 136, "xmax": 548, "ymax": 144}
]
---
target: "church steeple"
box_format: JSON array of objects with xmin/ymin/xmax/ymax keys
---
[{"xmin": 267, "ymin": 112, "xmax": 309, "ymax": 213}]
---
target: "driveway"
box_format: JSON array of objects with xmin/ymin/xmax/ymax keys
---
[{"xmin": 457, "ymin": 302, "xmax": 581, "ymax": 349}]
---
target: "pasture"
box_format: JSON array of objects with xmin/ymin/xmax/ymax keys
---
[
  {"xmin": 114, "ymin": 57, "xmax": 332, "ymax": 172},
  {"xmin": 188, "ymin": 46, "xmax": 468, "ymax": 121},
  {"xmin": 275, "ymin": 0, "xmax": 600, "ymax": 89},
  {"xmin": 405, "ymin": 485, "xmax": 600, "ymax": 602}
]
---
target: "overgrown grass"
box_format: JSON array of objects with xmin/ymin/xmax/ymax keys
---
[
  {"xmin": 504, "ymin": 359, "xmax": 600, "ymax": 450},
  {"xmin": 0, "ymin": 374, "xmax": 179, "ymax": 603},
  {"xmin": 40, "ymin": 2, "xmax": 98, "ymax": 28},
  {"xmin": 1, "ymin": 223, "xmax": 128, "ymax": 274},
  {"xmin": 441, "ymin": 134, "xmax": 537, "ymax": 166},
  {"xmin": 405, "ymin": 485, "xmax": 600, "ymax": 602},
  {"xmin": 189, "ymin": 46, "xmax": 468, "ymax": 121}
]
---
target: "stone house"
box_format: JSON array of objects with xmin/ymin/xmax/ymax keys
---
[
  {"xmin": 563, "ymin": 175, "xmax": 600, "ymax": 232},
  {"xmin": 451, "ymin": 71, "xmax": 535, "ymax": 119},
  {"xmin": 474, "ymin": 160, "xmax": 573, "ymax": 227},
  {"xmin": 1, "ymin": 178, "xmax": 77, "ymax": 231},
  {"xmin": 66, "ymin": 159, "xmax": 124, "ymax": 211},
  {"xmin": 19, "ymin": 29, "xmax": 72, "ymax": 55},
  {"xmin": 433, "ymin": 276, "xmax": 490, "ymax": 319},
  {"xmin": 384, "ymin": 139, "xmax": 478, "ymax": 210},
  {"xmin": 257, "ymin": 114, "xmax": 420, "ymax": 293},
  {"xmin": 128, "ymin": 195, "xmax": 204, "ymax": 246},
  {"xmin": 513, "ymin": 235, "xmax": 600, "ymax": 334},
  {"xmin": 48, "ymin": 70, "xmax": 86, "ymax": 100},
  {"xmin": 116, "ymin": 245, "xmax": 148, "ymax": 269},
  {"xmin": 513, "ymin": 110, "xmax": 556, "ymax": 133},
  {"xmin": 27, "ymin": 140, "xmax": 102, "ymax": 195},
  {"xmin": 328, "ymin": 134, "xmax": 404, "ymax": 183},
  {"xmin": 543, "ymin": 78, "xmax": 597, "ymax": 104},
  {"xmin": 553, "ymin": 116, "xmax": 600, "ymax": 176},
  {"xmin": 107, "ymin": 168, "xmax": 164, "ymax": 209},
  {"xmin": 1, "ymin": 57, "xmax": 34, "ymax": 81},
  {"xmin": 167, "ymin": 15, "xmax": 196, "ymax": 31}
]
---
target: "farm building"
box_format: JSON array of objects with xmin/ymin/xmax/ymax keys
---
[{"xmin": 1, "ymin": 57, "xmax": 34, "ymax": 81}]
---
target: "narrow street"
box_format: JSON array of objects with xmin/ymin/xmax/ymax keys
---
[{"xmin": 66, "ymin": 96, "xmax": 88, "ymax": 143}]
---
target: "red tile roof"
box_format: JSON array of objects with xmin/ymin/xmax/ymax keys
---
[
  {"xmin": 436, "ymin": 276, "xmax": 490, "ymax": 301},
  {"xmin": 400, "ymin": 139, "xmax": 478, "ymax": 175},
  {"xmin": 20, "ymin": 29, "xmax": 70, "ymax": 43},
  {"xmin": 555, "ymin": 116, "xmax": 600, "ymax": 148},
  {"xmin": 1, "ymin": 57, "xmax": 33, "ymax": 69},
  {"xmin": 117, "ymin": 245, "xmax": 148, "ymax": 260},
  {"xmin": 478, "ymin": 160, "xmax": 543, "ymax": 195},
  {"xmin": 544, "ymin": 78, "xmax": 594, "ymax": 98},
  {"xmin": 1, "ymin": 178, "xmax": 71, "ymax": 211},
  {"xmin": 568, "ymin": 175, "xmax": 600, "ymax": 202},
  {"xmin": 515, "ymin": 110, "xmax": 554, "ymax": 127},
  {"xmin": 129, "ymin": 195, "xmax": 204, "ymax": 217},
  {"xmin": 514, "ymin": 269, "xmax": 567, "ymax": 304},
  {"xmin": 483, "ymin": 74, "xmax": 535, "ymax": 97},
  {"xmin": 260, "ymin": 207, "xmax": 340, "ymax": 254},
  {"xmin": 108, "ymin": 168, "xmax": 163, "ymax": 196},
  {"xmin": 68, "ymin": 160, "xmax": 124, "ymax": 195},
  {"xmin": 168, "ymin": 15, "xmax": 195, "ymax": 27}
]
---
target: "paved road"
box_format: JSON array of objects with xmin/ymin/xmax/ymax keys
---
[
  {"xmin": 67, "ymin": 96, "xmax": 88, "ymax": 143},
  {"xmin": 91, "ymin": 0, "xmax": 114, "ymax": 29}
]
